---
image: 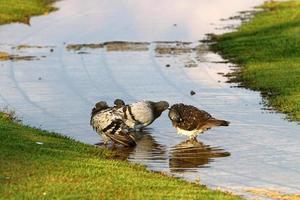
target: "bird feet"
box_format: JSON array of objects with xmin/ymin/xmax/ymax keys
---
[
  {"xmin": 188, "ymin": 137, "xmax": 198, "ymax": 142},
  {"xmin": 95, "ymin": 141, "xmax": 109, "ymax": 147}
]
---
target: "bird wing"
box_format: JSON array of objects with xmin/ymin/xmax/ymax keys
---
[
  {"xmin": 130, "ymin": 101, "xmax": 153, "ymax": 125},
  {"xmin": 174, "ymin": 104, "xmax": 212, "ymax": 131},
  {"xmin": 119, "ymin": 101, "xmax": 153, "ymax": 128},
  {"xmin": 91, "ymin": 108, "xmax": 136, "ymax": 146}
]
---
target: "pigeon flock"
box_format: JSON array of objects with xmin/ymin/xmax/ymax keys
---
[{"xmin": 90, "ymin": 99, "xmax": 229, "ymax": 146}]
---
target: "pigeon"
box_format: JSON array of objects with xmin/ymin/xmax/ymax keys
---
[
  {"xmin": 90, "ymin": 101, "xmax": 136, "ymax": 147},
  {"xmin": 117, "ymin": 100, "xmax": 169, "ymax": 130},
  {"xmin": 168, "ymin": 103, "xmax": 229, "ymax": 140}
]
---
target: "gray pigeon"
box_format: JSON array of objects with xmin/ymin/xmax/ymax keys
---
[
  {"xmin": 117, "ymin": 100, "xmax": 169, "ymax": 130},
  {"xmin": 168, "ymin": 103, "xmax": 229, "ymax": 140},
  {"xmin": 90, "ymin": 101, "xmax": 136, "ymax": 147}
]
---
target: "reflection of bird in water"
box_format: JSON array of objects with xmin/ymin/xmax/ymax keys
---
[
  {"xmin": 169, "ymin": 140, "xmax": 230, "ymax": 173},
  {"xmin": 131, "ymin": 129, "xmax": 166, "ymax": 161},
  {"xmin": 90, "ymin": 101, "xmax": 136, "ymax": 147},
  {"xmin": 168, "ymin": 103, "xmax": 229, "ymax": 140},
  {"xmin": 97, "ymin": 129, "xmax": 166, "ymax": 161}
]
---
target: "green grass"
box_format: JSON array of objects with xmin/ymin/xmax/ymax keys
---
[
  {"xmin": 212, "ymin": 0, "xmax": 300, "ymax": 121},
  {"xmin": 0, "ymin": 112, "xmax": 242, "ymax": 200},
  {"xmin": 0, "ymin": 0, "xmax": 57, "ymax": 25}
]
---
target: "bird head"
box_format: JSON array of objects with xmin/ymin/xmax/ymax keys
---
[
  {"xmin": 152, "ymin": 101, "xmax": 169, "ymax": 118},
  {"xmin": 95, "ymin": 101, "xmax": 109, "ymax": 110},
  {"xmin": 114, "ymin": 99, "xmax": 125, "ymax": 108},
  {"xmin": 91, "ymin": 101, "xmax": 109, "ymax": 123},
  {"xmin": 168, "ymin": 107, "xmax": 182, "ymax": 123}
]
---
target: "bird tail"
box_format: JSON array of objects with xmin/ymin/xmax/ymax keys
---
[
  {"xmin": 106, "ymin": 131, "xmax": 136, "ymax": 147},
  {"xmin": 207, "ymin": 119, "xmax": 230, "ymax": 127}
]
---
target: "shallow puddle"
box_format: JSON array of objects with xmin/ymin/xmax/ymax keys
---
[{"xmin": 0, "ymin": 0, "xmax": 299, "ymax": 199}]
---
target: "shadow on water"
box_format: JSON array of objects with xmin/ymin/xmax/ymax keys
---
[{"xmin": 169, "ymin": 140, "xmax": 230, "ymax": 173}]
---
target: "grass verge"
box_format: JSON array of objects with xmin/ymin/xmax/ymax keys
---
[
  {"xmin": 212, "ymin": 0, "xmax": 300, "ymax": 121},
  {"xmin": 0, "ymin": 0, "xmax": 57, "ymax": 25},
  {"xmin": 0, "ymin": 112, "xmax": 242, "ymax": 199}
]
